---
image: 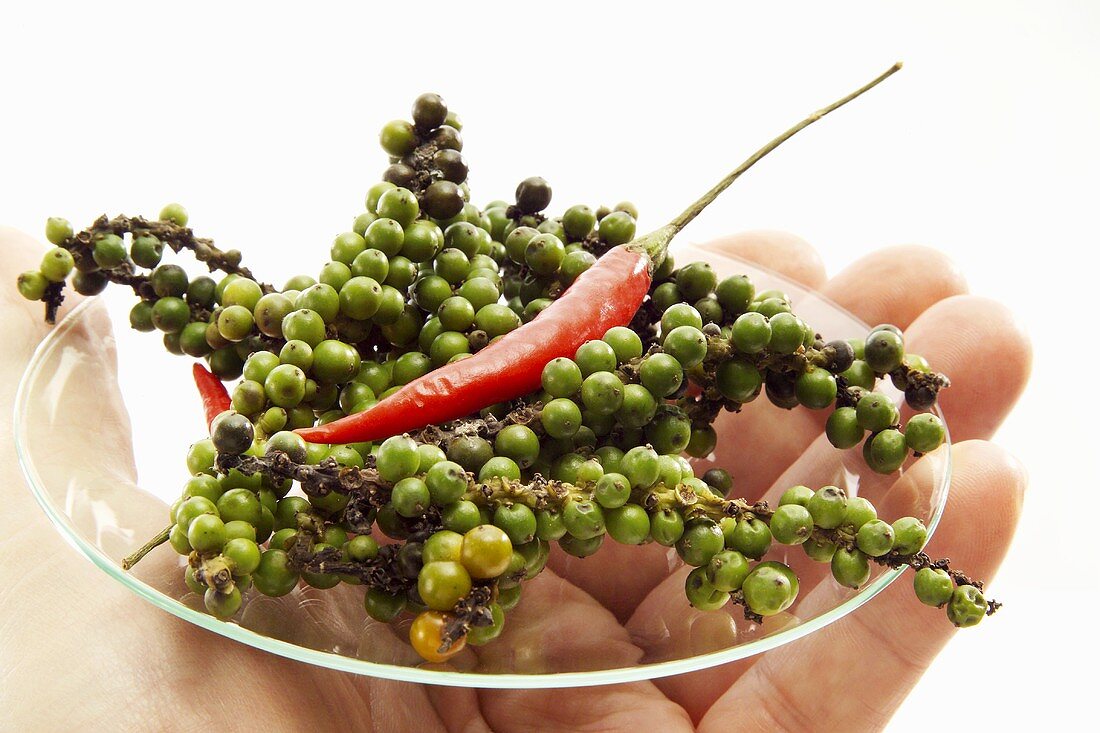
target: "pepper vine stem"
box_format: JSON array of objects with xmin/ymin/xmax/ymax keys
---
[
  {"xmin": 668, "ymin": 62, "xmax": 902, "ymax": 234},
  {"xmin": 627, "ymin": 62, "xmax": 904, "ymax": 271},
  {"xmin": 121, "ymin": 525, "xmax": 171, "ymax": 570}
]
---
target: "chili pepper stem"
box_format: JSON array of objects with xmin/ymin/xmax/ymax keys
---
[
  {"xmin": 628, "ymin": 62, "xmax": 903, "ymax": 270},
  {"xmin": 121, "ymin": 524, "xmax": 171, "ymax": 570}
]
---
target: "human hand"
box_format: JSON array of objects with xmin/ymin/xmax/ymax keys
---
[{"xmin": 0, "ymin": 225, "xmax": 1029, "ymax": 731}]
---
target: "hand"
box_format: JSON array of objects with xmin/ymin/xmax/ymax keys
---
[{"xmin": 0, "ymin": 226, "xmax": 1029, "ymax": 731}]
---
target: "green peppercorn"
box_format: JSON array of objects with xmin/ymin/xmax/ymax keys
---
[
  {"xmin": 864, "ymin": 329, "xmax": 905, "ymax": 373},
  {"xmin": 891, "ymin": 517, "xmax": 928, "ymax": 555},
  {"xmin": 677, "ymin": 519, "xmax": 724, "ymax": 566},
  {"xmin": 706, "ymin": 549, "xmax": 751, "ymax": 592},
  {"xmin": 742, "ymin": 564, "xmax": 795, "ymax": 616},
  {"xmin": 795, "ymin": 367, "xmax": 838, "ymax": 410},
  {"xmin": 854, "ymin": 518, "xmax": 894, "ymax": 557},
  {"xmin": 685, "ymin": 567, "xmax": 730, "ymax": 610},
  {"xmin": 807, "ymin": 485, "xmax": 848, "ymax": 529},
  {"xmin": 826, "ymin": 407, "xmax": 864, "ymax": 449},
  {"xmin": 770, "ymin": 504, "xmax": 814, "ymax": 545},
  {"xmin": 650, "ymin": 509, "xmax": 685, "ymax": 546},
  {"xmin": 731, "ymin": 312, "xmax": 771, "ymax": 354},
  {"xmin": 863, "ymin": 428, "xmax": 908, "ymax": 474},
  {"xmin": 946, "ymin": 585, "xmax": 987, "ymax": 627},
  {"xmin": 730, "ymin": 516, "xmax": 772, "ymax": 559},
  {"xmin": 604, "ymin": 504, "xmax": 650, "ymax": 545},
  {"xmin": 904, "ymin": 413, "xmax": 946, "ymax": 453},
  {"xmin": 831, "ymin": 547, "xmax": 871, "ymax": 588},
  {"xmin": 639, "ymin": 353, "xmax": 684, "ymax": 398},
  {"xmin": 914, "ymin": 567, "xmax": 954, "ymax": 607}
]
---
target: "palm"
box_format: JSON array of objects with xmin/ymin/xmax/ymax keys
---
[{"xmin": 0, "ymin": 226, "xmax": 1029, "ymax": 731}]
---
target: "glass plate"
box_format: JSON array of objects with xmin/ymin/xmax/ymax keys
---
[{"xmin": 13, "ymin": 242, "xmax": 950, "ymax": 688}]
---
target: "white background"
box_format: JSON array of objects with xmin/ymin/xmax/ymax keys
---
[{"xmin": 2, "ymin": 1, "xmax": 1095, "ymax": 728}]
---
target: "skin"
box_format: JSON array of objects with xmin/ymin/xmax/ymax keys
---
[{"xmin": 0, "ymin": 225, "xmax": 1030, "ymax": 731}]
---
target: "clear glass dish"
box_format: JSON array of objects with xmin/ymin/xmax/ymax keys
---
[{"xmin": 13, "ymin": 242, "xmax": 950, "ymax": 688}]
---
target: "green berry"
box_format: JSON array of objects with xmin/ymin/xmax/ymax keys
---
[
  {"xmin": 795, "ymin": 367, "xmax": 837, "ymax": 410},
  {"xmin": 392, "ymin": 477, "xmax": 431, "ymax": 517},
  {"xmin": 770, "ymin": 504, "xmax": 814, "ymax": 545},
  {"xmin": 914, "ymin": 567, "xmax": 954, "ymax": 607},
  {"xmin": 661, "ymin": 302, "xmax": 703, "ymax": 333},
  {"xmin": 731, "ymin": 312, "xmax": 771, "ymax": 353},
  {"xmin": 40, "ymin": 247, "xmax": 75, "ymax": 282},
  {"xmin": 865, "ymin": 329, "xmax": 905, "ymax": 373},
  {"xmin": 535, "ymin": 509, "xmax": 568, "ymax": 541},
  {"xmin": 593, "ymin": 473, "xmax": 631, "ymax": 509},
  {"xmin": 541, "ymin": 357, "xmax": 583, "ymax": 397},
  {"xmin": 904, "ymin": 413, "xmax": 946, "ymax": 453},
  {"xmin": 581, "ymin": 371, "xmax": 625, "ymax": 416},
  {"xmin": 562, "ymin": 500, "xmax": 605, "ymax": 541},
  {"xmin": 826, "ymin": 407, "xmax": 864, "ymax": 449},
  {"xmin": 92, "ymin": 234, "xmax": 127, "ymax": 269},
  {"xmin": 365, "ymin": 588, "xmax": 406, "ymax": 622},
  {"xmin": 159, "ymin": 202, "xmax": 189, "ymax": 226},
  {"xmin": 602, "ymin": 326, "xmax": 643, "ymax": 363},
  {"xmin": 541, "ymin": 398, "xmax": 582, "ymax": 439},
  {"xmin": 479, "ymin": 456, "xmax": 521, "ymax": 481},
  {"xmin": 187, "ymin": 513, "xmax": 227, "ymax": 552},
  {"xmin": 598, "ymin": 211, "xmax": 635, "ymax": 245},
  {"xmin": 842, "ymin": 496, "xmax": 878, "ymax": 531},
  {"xmin": 730, "ymin": 517, "xmax": 772, "ymax": 559},
  {"xmin": 856, "ymin": 519, "xmax": 895, "ymax": 557},
  {"xmin": 575, "ymin": 339, "xmax": 618, "ymax": 375},
  {"xmin": 264, "ymin": 364, "xmax": 307, "ymax": 408},
  {"xmin": 676, "ymin": 519, "xmax": 724, "ymax": 566},
  {"xmin": 650, "ymin": 509, "xmax": 685, "ymax": 546},
  {"xmin": 807, "ymin": 485, "xmax": 848, "ymax": 529},
  {"xmin": 45, "ymin": 217, "xmax": 73, "ymax": 244},
  {"xmin": 715, "ymin": 274, "xmax": 754, "ymax": 314},
  {"xmin": 706, "ymin": 549, "xmax": 751, "ymax": 592},
  {"xmin": 831, "ymin": 547, "xmax": 871, "ymax": 588},
  {"xmin": 716, "ymin": 359, "xmax": 762, "ymax": 403},
  {"xmin": 946, "ymin": 585, "xmax": 987, "ymax": 627},
  {"xmin": 863, "ymin": 428, "xmax": 908, "ymax": 474},
  {"xmin": 418, "ymin": 561, "xmax": 472, "ymax": 611},
  {"xmin": 441, "ymin": 500, "xmax": 481, "ymax": 534},
  {"xmin": 891, "ymin": 517, "xmax": 928, "ymax": 555},
  {"xmin": 742, "ymin": 564, "xmax": 795, "ymax": 616},
  {"xmin": 17, "ymin": 270, "xmax": 49, "ymax": 300},
  {"xmin": 662, "ymin": 325, "xmax": 708, "ymax": 368},
  {"xmin": 639, "ymin": 353, "xmax": 684, "ymax": 398},
  {"xmin": 204, "ymin": 587, "xmax": 242, "ymax": 620},
  {"xmin": 620, "ymin": 445, "xmax": 659, "ymax": 489},
  {"xmin": 604, "ymin": 504, "xmax": 650, "ymax": 545},
  {"xmin": 377, "ymin": 435, "xmax": 421, "ymax": 482},
  {"xmin": 685, "ymin": 567, "xmax": 730, "ymax": 610},
  {"xmin": 779, "ymin": 485, "xmax": 814, "ymax": 507}
]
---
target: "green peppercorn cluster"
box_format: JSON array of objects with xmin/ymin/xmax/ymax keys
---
[{"xmin": 22, "ymin": 91, "xmax": 990, "ymax": 664}]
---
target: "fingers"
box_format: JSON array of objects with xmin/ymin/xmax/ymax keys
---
[
  {"xmin": 628, "ymin": 291, "xmax": 1032, "ymax": 717},
  {"xmin": 479, "ymin": 682, "xmax": 694, "ymax": 733},
  {"xmin": 543, "ymin": 230, "xmax": 830, "ymax": 609},
  {"xmin": 695, "ymin": 230, "xmax": 827, "ymax": 289},
  {"xmin": 473, "ymin": 568, "xmax": 644, "ymax": 673},
  {"xmin": 474, "ymin": 569, "xmax": 693, "ymax": 732},
  {"xmin": 823, "ymin": 245, "xmax": 968, "ymax": 330},
  {"xmin": 697, "ymin": 440, "xmax": 1026, "ymax": 732},
  {"xmin": 546, "ymin": 540, "xmax": 678, "ymax": 622},
  {"xmin": 549, "ymin": 241, "xmax": 990, "ymax": 619},
  {"xmin": 902, "ymin": 295, "xmax": 1032, "ymax": 438},
  {"xmin": 704, "ymin": 242, "xmax": 970, "ymax": 497}
]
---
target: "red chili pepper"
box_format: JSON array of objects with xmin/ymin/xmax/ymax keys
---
[
  {"xmin": 297, "ymin": 245, "xmax": 655, "ymax": 444},
  {"xmin": 193, "ymin": 363, "xmax": 231, "ymax": 430},
  {"xmin": 295, "ymin": 65, "xmax": 900, "ymax": 445}
]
